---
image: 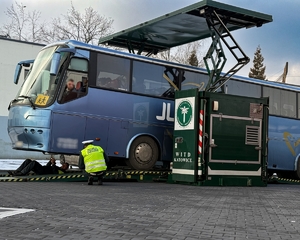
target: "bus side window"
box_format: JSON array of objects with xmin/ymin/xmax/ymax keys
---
[
  {"xmin": 181, "ymin": 70, "xmax": 208, "ymax": 91},
  {"xmin": 132, "ymin": 78, "xmax": 146, "ymax": 94},
  {"xmin": 78, "ymin": 76, "xmax": 88, "ymax": 93},
  {"xmin": 106, "ymin": 78, "xmax": 120, "ymax": 89},
  {"xmin": 97, "ymin": 77, "xmax": 111, "ymax": 87},
  {"xmin": 74, "ymin": 76, "xmax": 88, "ymax": 98},
  {"xmin": 97, "ymin": 75, "xmax": 128, "ymax": 91},
  {"xmin": 76, "ymin": 81, "xmax": 82, "ymax": 91},
  {"xmin": 60, "ymin": 78, "xmax": 77, "ymax": 103},
  {"xmin": 96, "ymin": 53, "xmax": 130, "ymax": 91},
  {"xmin": 98, "ymin": 76, "xmax": 119, "ymax": 89},
  {"xmin": 132, "ymin": 61, "xmax": 171, "ymax": 97}
]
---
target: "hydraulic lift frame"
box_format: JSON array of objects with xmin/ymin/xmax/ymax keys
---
[{"xmin": 98, "ymin": 0, "xmax": 272, "ymax": 91}]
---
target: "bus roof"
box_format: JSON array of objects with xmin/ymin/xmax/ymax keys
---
[{"xmin": 98, "ymin": 0, "xmax": 272, "ymax": 54}]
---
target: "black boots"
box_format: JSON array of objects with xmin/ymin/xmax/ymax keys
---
[
  {"xmin": 7, "ymin": 170, "xmax": 24, "ymax": 176},
  {"xmin": 98, "ymin": 177, "xmax": 103, "ymax": 185},
  {"xmin": 87, "ymin": 176, "xmax": 103, "ymax": 185},
  {"xmin": 88, "ymin": 176, "xmax": 93, "ymax": 185},
  {"xmin": 14, "ymin": 171, "xmax": 24, "ymax": 176}
]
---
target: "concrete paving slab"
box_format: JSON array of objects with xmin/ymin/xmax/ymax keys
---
[{"xmin": 0, "ymin": 182, "xmax": 300, "ymax": 240}]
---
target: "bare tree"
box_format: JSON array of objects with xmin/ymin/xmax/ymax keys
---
[
  {"xmin": 0, "ymin": 1, "xmax": 44, "ymax": 43},
  {"xmin": 172, "ymin": 41, "xmax": 205, "ymax": 67},
  {"xmin": 43, "ymin": 3, "xmax": 114, "ymax": 44},
  {"xmin": 0, "ymin": 24, "xmax": 12, "ymax": 38},
  {"xmin": 1, "ymin": 1, "xmax": 27, "ymax": 40},
  {"xmin": 26, "ymin": 10, "xmax": 44, "ymax": 43},
  {"xmin": 1, "ymin": 1, "xmax": 114, "ymax": 45},
  {"xmin": 155, "ymin": 49, "xmax": 171, "ymax": 61},
  {"xmin": 154, "ymin": 40, "xmax": 206, "ymax": 67}
]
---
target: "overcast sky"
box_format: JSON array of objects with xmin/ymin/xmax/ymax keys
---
[{"xmin": 1, "ymin": 0, "xmax": 300, "ymax": 84}]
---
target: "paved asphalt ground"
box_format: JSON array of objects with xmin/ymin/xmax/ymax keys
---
[{"xmin": 0, "ymin": 180, "xmax": 300, "ymax": 240}]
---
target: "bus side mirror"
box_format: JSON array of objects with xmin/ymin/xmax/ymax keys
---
[
  {"xmin": 14, "ymin": 64, "xmax": 22, "ymax": 85},
  {"xmin": 14, "ymin": 60, "xmax": 34, "ymax": 85},
  {"xmin": 50, "ymin": 52, "xmax": 61, "ymax": 76}
]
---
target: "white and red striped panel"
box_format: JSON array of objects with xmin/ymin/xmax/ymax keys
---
[{"xmin": 198, "ymin": 110, "xmax": 203, "ymax": 154}]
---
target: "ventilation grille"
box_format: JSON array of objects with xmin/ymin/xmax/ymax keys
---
[{"xmin": 245, "ymin": 126, "xmax": 259, "ymax": 145}]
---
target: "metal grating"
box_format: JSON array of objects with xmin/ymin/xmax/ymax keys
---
[{"xmin": 245, "ymin": 125, "xmax": 259, "ymax": 145}]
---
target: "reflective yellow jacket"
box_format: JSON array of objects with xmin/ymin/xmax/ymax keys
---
[{"xmin": 81, "ymin": 144, "xmax": 107, "ymax": 173}]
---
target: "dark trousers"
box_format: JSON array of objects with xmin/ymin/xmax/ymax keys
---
[
  {"xmin": 16, "ymin": 159, "xmax": 45, "ymax": 175},
  {"xmin": 86, "ymin": 171, "xmax": 105, "ymax": 181}
]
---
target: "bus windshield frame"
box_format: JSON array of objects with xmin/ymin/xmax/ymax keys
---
[{"xmin": 15, "ymin": 45, "xmax": 71, "ymax": 108}]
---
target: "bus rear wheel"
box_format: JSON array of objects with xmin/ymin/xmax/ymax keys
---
[{"xmin": 128, "ymin": 136, "xmax": 159, "ymax": 170}]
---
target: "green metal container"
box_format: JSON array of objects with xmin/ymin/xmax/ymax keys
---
[{"xmin": 172, "ymin": 90, "xmax": 269, "ymax": 186}]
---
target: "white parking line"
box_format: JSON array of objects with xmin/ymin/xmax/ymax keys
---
[{"xmin": 0, "ymin": 207, "xmax": 35, "ymax": 219}]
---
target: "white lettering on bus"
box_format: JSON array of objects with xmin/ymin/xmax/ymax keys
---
[{"xmin": 156, "ymin": 102, "xmax": 174, "ymax": 122}]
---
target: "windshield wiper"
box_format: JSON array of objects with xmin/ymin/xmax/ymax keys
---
[{"xmin": 19, "ymin": 95, "xmax": 36, "ymax": 110}]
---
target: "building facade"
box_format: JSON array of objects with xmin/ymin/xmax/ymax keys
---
[{"xmin": 0, "ymin": 37, "xmax": 45, "ymax": 159}]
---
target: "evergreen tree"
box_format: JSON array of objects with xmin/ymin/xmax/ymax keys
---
[
  {"xmin": 188, "ymin": 50, "xmax": 199, "ymax": 67},
  {"xmin": 249, "ymin": 45, "xmax": 266, "ymax": 80}
]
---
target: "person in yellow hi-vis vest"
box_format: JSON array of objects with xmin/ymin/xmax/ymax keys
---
[{"xmin": 78, "ymin": 140, "xmax": 109, "ymax": 185}]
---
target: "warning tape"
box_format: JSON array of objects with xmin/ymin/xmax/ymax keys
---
[
  {"xmin": 104, "ymin": 171, "xmax": 167, "ymax": 176},
  {"xmin": 1, "ymin": 178, "xmax": 26, "ymax": 182},
  {"xmin": 277, "ymin": 178, "xmax": 300, "ymax": 183},
  {"xmin": 0, "ymin": 171, "xmax": 170, "ymax": 182},
  {"xmin": 0, "ymin": 174, "xmax": 86, "ymax": 182},
  {"xmin": 269, "ymin": 177, "xmax": 300, "ymax": 183}
]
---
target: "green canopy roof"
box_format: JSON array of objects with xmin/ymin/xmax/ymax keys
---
[{"xmin": 98, "ymin": 0, "xmax": 272, "ymax": 54}]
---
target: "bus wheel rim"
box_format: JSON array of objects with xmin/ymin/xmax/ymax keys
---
[{"xmin": 135, "ymin": 143, "xmax": 152, "ymax": 164}]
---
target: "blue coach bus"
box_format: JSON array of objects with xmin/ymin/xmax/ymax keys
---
[
  {"xmin": 7, "ymin": 39, "xmax": 300, "ymax": 177},
  {"xmin": 7, "ymin": 40, "xmax": 210, "ymax": 170},
  {"xmin": 8, "ymin": 1, "xmax": 285, "ymax": 175}
]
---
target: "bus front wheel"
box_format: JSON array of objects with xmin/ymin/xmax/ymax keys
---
[{"xmin": 129, "ymin": 136, "xmax": 159, "ymax": 170}]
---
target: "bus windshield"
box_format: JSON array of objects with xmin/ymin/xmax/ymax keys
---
[{"xmin": 16, "ymin": 45, "xmax": 70, "ymax": 107}]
